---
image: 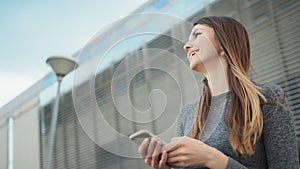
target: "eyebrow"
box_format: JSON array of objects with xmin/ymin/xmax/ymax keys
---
[
  {"xmin": 191, "ymin": 29, "xmax": 199, "ymax": 37},
  {"xmin": 191, "ymin": 28, "xmax": 204, "ymax": 36}
]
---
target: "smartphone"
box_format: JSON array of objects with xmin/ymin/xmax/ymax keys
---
[
  {"xmin": 129, "ymin": 130, "xmax": 173, "ymax": 167},
  {"xmin": 129, "ymin": 129, "xmax": 166, "ymax": 145}
]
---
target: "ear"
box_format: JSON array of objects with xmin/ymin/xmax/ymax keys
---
[
  {"xmin": 219, "ymin": 47, "xmax": 225, "ymax": 56},
  {"xmin": 220, "ymin": 51, "xmax": 225, "ymax": 56}
]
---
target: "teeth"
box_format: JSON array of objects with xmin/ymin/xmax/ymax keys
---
[
  {"xmin": 188, "ymin": 51, "xmax": 198, "ymax": 61},
  {"xmin": 190, "ymin": 52, "xmax": 195, "ymax": 60}
]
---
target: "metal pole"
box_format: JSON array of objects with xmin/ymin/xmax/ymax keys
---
[
  {"xmin": 7, "ymin": 118, "xmax": 14, "ymax": 169},
  {"xmin": 46, "ymin": 77, "xmax": 62, "ymax": 169}
]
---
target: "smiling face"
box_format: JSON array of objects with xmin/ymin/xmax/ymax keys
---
[{"xmin": 183, "ymin": 24, "xmax": 224, "ymax": 74}]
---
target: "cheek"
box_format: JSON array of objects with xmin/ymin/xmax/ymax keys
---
[
  {"xmin": 196, "ymin": 35, "xmax": 217, "ymax": 52},
  {"xmin": 197, "ymin": 40, "xmax": 218, "ymax": 62}
]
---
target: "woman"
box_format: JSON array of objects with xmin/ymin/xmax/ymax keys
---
[{"xmin": 138, "ymin": 16, "xmax": 299, "ymax": 168}]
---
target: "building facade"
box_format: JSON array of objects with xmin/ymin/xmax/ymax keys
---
[{"xmin": 0, "ymin": 0, "xmax": 299, "ymax": 168}]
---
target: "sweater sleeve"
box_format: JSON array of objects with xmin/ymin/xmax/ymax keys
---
[
  {"xmin": 176, "ymin": 102, "xmax": 197, "ymax": 137},
  {"xmin": 226, "ymin": 82, "xmax": 300, "ymax": 169},
  {"xmin": 226, "ymin": 157, "xmax": 248, "ymax": 169},
  {"xmin": 176, "ymin": 106, "xmax": 185, "ymax": 137},
  {"xmin": 261, "ymin": 83, "xmax": 299, "ymax": 168}
]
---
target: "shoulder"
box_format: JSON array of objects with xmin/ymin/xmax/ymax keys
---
[
  {"xmin": 180, "ymin": 101, "xmax": 197, "ymax": 115},
  {"xmin": 257, "ymin": 82, "xmax": 286, "ymax": 106},
  {"xmin": 257, "ymin": 82, "xmax": 291, "ymax": 121},
  {"xmin": 177, "ymin": 101, "xmax": 197, "ymax": 128},
  {"xmin": 178, "ymin": 101, "xmax": 197, "ymax": 119}
]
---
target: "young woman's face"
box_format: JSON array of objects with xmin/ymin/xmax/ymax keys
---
[{"xmin": 183, "ymin": 24, "xmax": 222, "ymax": 73}]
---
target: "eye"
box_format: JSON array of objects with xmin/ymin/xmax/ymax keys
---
[{"xmin": 195, "ymin": 32, "xmax": 202, "ymax": 37}]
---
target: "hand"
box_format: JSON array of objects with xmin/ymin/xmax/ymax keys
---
[
  {"xmin": 138, "ymin": 138, "xmax": 171, "ymax": 169},
  {"xmin": 164, "ymin": 137, "xmax": 228, "ymax": 169}
]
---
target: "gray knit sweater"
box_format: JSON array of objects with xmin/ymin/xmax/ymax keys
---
[{"xmin": 176, "ymin": 82, "xmax": 299, "ymax": 169}]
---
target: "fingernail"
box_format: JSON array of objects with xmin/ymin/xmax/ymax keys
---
[{"xmin": 144, "ymin": 138, "xmax": 148, "ymax": 143}]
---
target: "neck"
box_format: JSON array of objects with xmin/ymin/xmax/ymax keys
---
[{"xmin": 203, "ymin": 67, "xmax": 229, "ymax": 96}]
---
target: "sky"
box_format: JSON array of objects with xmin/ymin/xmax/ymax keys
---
[{"xmin": 0, "ymin": 0, "xmax": 148, "ymax": 108}]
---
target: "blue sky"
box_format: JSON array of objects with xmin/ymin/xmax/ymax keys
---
[{"xmin": 0, "ymin": 0, "xmax": 148, "ymax": 108}]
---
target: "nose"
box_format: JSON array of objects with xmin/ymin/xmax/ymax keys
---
[{"xmin": 183, "ymin": 41, "xmax": 192, "ymax": 52}]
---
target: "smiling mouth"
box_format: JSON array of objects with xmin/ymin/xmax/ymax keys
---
[{"xmin": 188, "ymin": 51, "xmax": 198, "ymax": 61}]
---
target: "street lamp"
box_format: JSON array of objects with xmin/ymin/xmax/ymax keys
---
[{"xmin": 45, "ymin": 56, "xmax": 78, "ymax": 169}]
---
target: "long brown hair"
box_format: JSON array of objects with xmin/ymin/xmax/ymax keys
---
[{"xmin": 190, "ymin": 16, "xmax": 266, "ymax": 155}]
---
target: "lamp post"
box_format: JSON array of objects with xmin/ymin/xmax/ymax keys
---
[{"xmin": 45, "ymin": 56, "xmax": 78, "ymax": 169}]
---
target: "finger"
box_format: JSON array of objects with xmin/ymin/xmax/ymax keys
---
[
  {"xmin": 167, "ymin": 155, "xmax": 181, "ymax": 164},
  {"xmin": 167, "ymin": 148, "xmax": 180, "ymax": 158},
  {"xmin": 145, "ymin": 157, "xmax": 152, "ymax": 166},
  {"xmin": 158, "ymin": 151, "xmax": 169, "ymax": 169},
  {"xmin": 151, "ymin": 142, "xmax": 162, "ymax": 168},
  {"xmin": 162, "ymin": 137, "xmax": 182, "ymax": 152},
  {"xmin": 146, "ymin": 138, "xmax": 157, "ymax": 158},
  {"xmin": 138, "ymin": 138, "xmax": 149, "ymax": 157}
]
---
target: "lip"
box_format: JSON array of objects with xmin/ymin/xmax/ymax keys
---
[{"xmin": 187, "ymin": 50, "xmax": 199, "ymax": 61}]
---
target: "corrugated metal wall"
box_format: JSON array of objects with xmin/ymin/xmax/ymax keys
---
[{"xmin": 39, "ymin": 0, "xmax": 300, "ymax": 168}]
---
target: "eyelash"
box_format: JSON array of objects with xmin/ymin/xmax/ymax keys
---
[{"xmin": 195, "ymin": 32, "xmax": 202, "ymax": 37}]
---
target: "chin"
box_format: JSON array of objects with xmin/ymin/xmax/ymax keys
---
[
  {"xmin": 190, "ymin": 63, "xmax": 204, "ymax": 73},
  {"xmin": 190, "ymin": 64, "xmax": 197, "ymax": 71}
]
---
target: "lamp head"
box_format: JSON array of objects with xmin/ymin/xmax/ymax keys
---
[{"xmin": 46, "ymin": 56, "xmax": 78, "ymax": 78}]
